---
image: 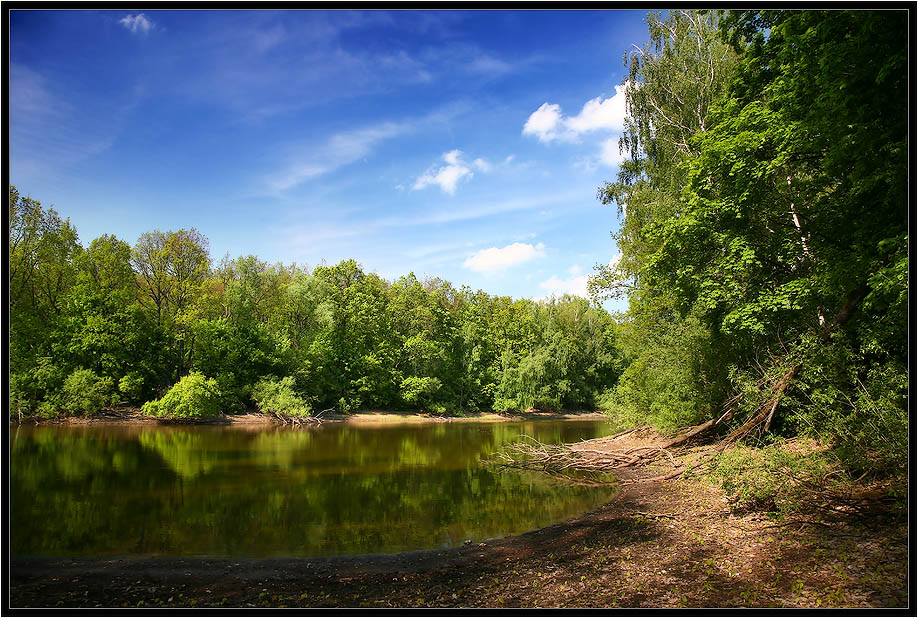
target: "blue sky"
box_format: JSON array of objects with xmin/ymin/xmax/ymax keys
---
[{"xmin": 10, "ymin": 9, "xmax": 650, "ymax": 311}]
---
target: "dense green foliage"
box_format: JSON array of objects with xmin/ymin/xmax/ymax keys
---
[
  {"xmin": 252, "ymin": 376, "xmax": 313, "ymax": 418},
  {"xmin": 59, "ymin": 369, "xmax": 116, "ymax": 417},
  {"xmin": 141, "ymin": 372, "xmax": 223, "ymax": 419},
  {"xmin": 594, "ymin": 9, "xmax": 907, "ymax": 474},
  {"xmin": 9, "ymin": 190, "xmax": 622, "ymax": 418},
  {"xmin": 592, "ymin": 10, "xmax": 741, "ymax": 432}
]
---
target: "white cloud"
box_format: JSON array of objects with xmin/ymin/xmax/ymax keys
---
[
  {"xmin": 537, "ymin": 274, "xmax": 591, "ymax": 299},
  {"xmin": 119, "ymin": 13, "xmax": 155, "ymax": 34},
  {"xmin": 463, "ymin": 242, "xmax": 546, "ymax": 274},
  {"xmin": 413, "ymin": 163, "xmax": 471, "ymax": 195},
  {"xmin": 566, "ymin": 85, "xmax": 628, "ymax": 133},
  {"xmin": 270, "ymin": 163, "xmax": 330, "ymax": 190},
  {"xmin": 522, "ymin": 102, "xmax": 566, "ymax": 143},
  {"xmin": 327, "ymin": 124, "xmax": 403, "ymax": 161},
  {"xmin": 413, "ymin": 149, "xmax": 494, "ymax": 195},
  {"xmin": 568, "ymin": 264, "xmax": 582, "ymax": 276},
  {"xmin": 599, "ymin": 137, "xmax": 627, "ymax": 167},
  {"xmin": 523, "ymin": 83, "xmax": 629, "ymax": 143},
  {"xmin": 443, "ymin": 149, "xmax": 463, "ymax": 166}
]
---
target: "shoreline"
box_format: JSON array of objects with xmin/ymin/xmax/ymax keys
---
[
  {"xmin": 10, "ymin": 462, "xmax": 906, "ymax": 608},
  {"xmin": 9, "ymin": 427, "xmax": 906, "ymax": 608},
  {"xmin": 11, "ymin": 409, "xmax": 612, "ymax": 427}
]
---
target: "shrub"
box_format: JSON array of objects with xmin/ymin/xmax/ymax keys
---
[
  {"xmin": 10, "ymin": 359, "xmax": 66, "ymax": 418},
  {"xmin": 9, "ymin": 374, "xmax": 35, "ymax": 418},
  {"xmin": 61, "ymin": 368, "xmax": 116, "ymax": 416},
  {"xmin": 336, "ymin": 396, "xmax": 355, "ymax": 414},
  {"xmin": 142, "ymin": 372, "xmax": 223, "ymax": 418},
  {"xmin": 706, "ymin": 439, "xmax": 847, "ymax": 517},
  {"xmin": 788, "ymin": 339, "xmax": 908, "ymax": 475},
  {"xmin": 213, "ymin": 371, "xmax": 248, "ymax": 414},
  {"xmin": 399, "ymin": 376, "xmax": 442, "ymax": 411},
  {"xmin": 118, "ymin": 371, "xmax": 145, "ymax": 404},
  {"xmin": 252, "ymin": 376, "xmax": 311, "ymax": 417}
]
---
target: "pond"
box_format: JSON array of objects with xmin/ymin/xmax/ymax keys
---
[{"xmin": 10, "ymin": 419, "xmax": 617, "ymax": 558}]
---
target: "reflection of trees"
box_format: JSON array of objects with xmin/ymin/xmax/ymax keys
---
[
  {"xmin": 12, "ymin": 427, "xmax": 155, "ymax": 490},
  {"xmin": 11, "ymin": 421, "xmax": 616, "ymax": 557},
  {"xmin": 138, "ymin": 429, "xmax": 220, "ymax": 478},
  {"xmin": 251, "ymin": 429, "xmax": 314, "ymax": 469},
  {"xmin": 10, "ymin": 427, "xmax": 177, "ymax": 556}
]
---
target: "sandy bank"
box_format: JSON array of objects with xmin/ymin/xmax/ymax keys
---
[{"xmin": 13, "ymin": 409, "xmax": 610, "ymax": 427}]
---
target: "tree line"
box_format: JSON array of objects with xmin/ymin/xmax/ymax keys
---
[
  {"xmin": 9, "ymin": 188, "xmax": 622, "ymax": 419},
  {"xmin": 590, "ymin": 9, "xmax": 907, "ymax": 475}
]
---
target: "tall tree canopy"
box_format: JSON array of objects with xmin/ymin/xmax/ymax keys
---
[
  {"xmin": 9, "ymin": 189, "xmax": 623, "ymax": 419},
  {"xmin": 595, "ymin": 9, "xmax": 907, "ymax": 471}
]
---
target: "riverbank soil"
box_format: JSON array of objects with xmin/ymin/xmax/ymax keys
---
[
  {"xmin": 17, "ymin": 408, "xmax": 609, "ymax": 427},
  {"xmin": 10, "ymin": 433, "xmax": 907, "ymax": 609}
]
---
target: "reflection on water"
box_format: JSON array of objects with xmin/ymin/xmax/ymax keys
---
[{"xmin": 10, "ymin": 419, "xmax": 616, "ymax": 558}]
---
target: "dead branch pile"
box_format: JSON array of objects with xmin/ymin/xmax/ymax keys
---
[
  {"xmin": 491, "ymin": 432, "xmax": 686, "ymax": 480},
  {"xmin": 491, "ymin": 412, "xmax": 736, "ymax": 481},
  {"xmin": 269, "ymin": 407, "xmax": 332, "ymax": 426}
]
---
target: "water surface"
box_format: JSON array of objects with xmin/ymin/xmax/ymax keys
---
[{"xmin": 10, "ymin": 419, "xmax": 616, "ymax": 558}]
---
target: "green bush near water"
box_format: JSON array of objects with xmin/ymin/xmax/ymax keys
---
[
  {"xmin": 252, "ymin": 376, "xmax": 312, "ymax": 417},
  {"xmin": 61, "ymin": 368, "xmax": 116, "ymax": 416},
  {"xmin": 118, "ymin": 371, "xmax": 145, "ymax": 404},
  {"xmin": 141, "ymin": 372, "xmax": 223, "ymax": 418}
]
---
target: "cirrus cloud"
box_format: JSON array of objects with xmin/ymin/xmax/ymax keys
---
[
  {"xmin": 119, "ymin": 13, "xmax": 156, "ymax": 35},
  {"xmin": 267, "ymin": 121, "xmax": 408, "ymax": 192}
]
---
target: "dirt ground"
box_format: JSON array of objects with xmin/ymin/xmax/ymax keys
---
[{"xmin": 9, "ymin": 422, "xmax": 909, "ymax": 609}]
